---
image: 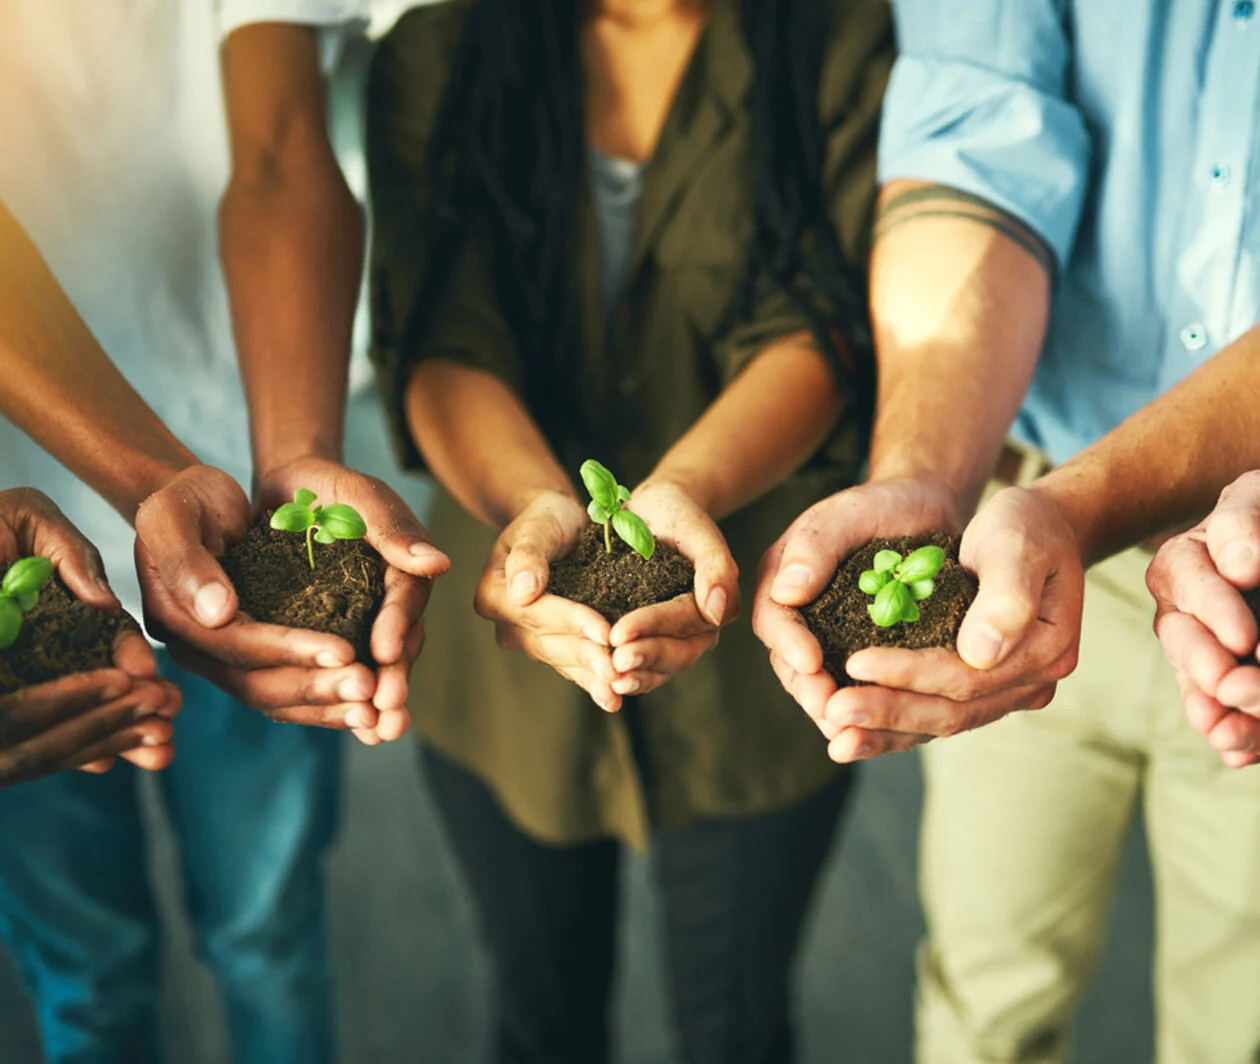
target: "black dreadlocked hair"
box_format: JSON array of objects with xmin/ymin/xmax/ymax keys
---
[{"xmin": 413, "ymin": 0, "xmax": 872, "ymax": 429}]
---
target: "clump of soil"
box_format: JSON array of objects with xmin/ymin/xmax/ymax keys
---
[
  {"xmin": 548, "ymin": 525, "xmax": 695, "ymax": 623},
  {"xmin": 0, "ymin": 574, "xmax": 133, "ymax": 696},
  {"xmin": 800, "ymin": 531, "xmax": 978, "ymax": 686},
  {"xmin": 220, "ymin": 515, "xmax": 386, "ymax": 662}
]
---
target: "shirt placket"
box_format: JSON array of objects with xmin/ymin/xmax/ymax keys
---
[{"xmin": 1159, "ymin": 0, "xmax": 1260, "ymax": 391}]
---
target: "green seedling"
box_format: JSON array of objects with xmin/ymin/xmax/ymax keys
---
[
  {"xmin": 580, "ymin": 460, "xmax": 655, "ymax": 562},
  {"xmin": 858, "ymin": 545, "xmax": 946, "ymax": 628},
  {"xmin": 270, "ymin": 488, "xmax": 368, "ymax": 570},
  {"xmin": 0, "ymin": 556, "xmax": 54, "ymax": 650}
]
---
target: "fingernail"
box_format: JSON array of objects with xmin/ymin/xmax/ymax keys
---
[
  {"xmin": 613, "ymin": 677, "xmax": 640, "ymax": 695},
  {"xmin": 772, "ymin": 565, "xmax": 812, "ymax": 596},
  {"xmin": 410, "ymin": 542, "xmax": 440, "ymax": 557},
  {"xmin": 142, "ymin": 734, "xmax": 163, "ymax": 746},
  {"xmin": 705, "ymin": 587, "xmax": 727, "ymax": 625},
  {"xmin": 621, "ymin": 652, "xmax": 645, "ymax": 672},
  {"xmin": 855, "ymin": 743, "xmax": 872, "ymax": 758},
  {"xmin": 346, "ymin": 707, "xmax": 372, "ymax": 729},
  {"xmin": 585, "ymin": 626, "xmax": 609, "ymax": 646},
  {"xmin": 102, "ymin": 681, "xmax": 128, "ymax": 701},
  {"xmin": 845, "ymin": 711, "xmax": 870, "ymax": 727},
  {"xmin": 338, "ymin": 677, "xmax": 371, "ymax": 702},
  {"xmin": 1219, "ymin": 542, "xmax": 1257, "ymax": 580},
  {"xmin": 316, "ymin": 651, "xmax": 343, "ymax": 668},
  {"xmin": 960, "ymin": 624, "xmax": 1004, "ymax": 670},
  {"xmin": 193, "ymin": 583, "xmax": 229, "ymax": 625},
  {"xmin": 511, "ymin": 572, "xmax": 539, "ymax": 601}
]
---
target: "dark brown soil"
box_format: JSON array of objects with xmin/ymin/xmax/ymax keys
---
[
  {"xmin": 548, "ymin": 524, "xmax": 695, "ymax": 623},
  {"xmin": 0, "ymin": 574, "xmax": 133, "ymax": 696},
  {"xmin": 220, "ymin": 515, "xmax": 386, "ymax": 662},
  {"xmin": 800, "ymin": 531, "xmax": 978, "ymax": 686},
  {"xmin": 1244, "ymin": 587, "xmax": 1260, "ymax": 661}
]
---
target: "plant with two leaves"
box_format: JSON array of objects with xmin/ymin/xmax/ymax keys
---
[
  {"xmin": 0, "ymin": 556, "xmax": 54, "ymax": 650},
  {"xmin": 859, "ymin": 545, "xmax": 946, "ymax": 628},
  {"xmin": 580, "ymin": 460, "xmax": 655, "ymax": 562},
  {"xmin": 270, "ymin": 489, "xmax": 368, "ymax": 570}
]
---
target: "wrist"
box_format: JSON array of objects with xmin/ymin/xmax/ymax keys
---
[
  {"xmin": 1025, "ymin": 474, "xmax": 1092, "ymax": 565},
  {"xmin": 118, "ymin": 451, "xmax": 200, "ymax": 525},
  {"xmin": 637, "ymin": 467, "xmax": 717, "ymax": 515},
  {"xmin": 253, "ymin": 437, "xmax": 344, "ymax": 488}
]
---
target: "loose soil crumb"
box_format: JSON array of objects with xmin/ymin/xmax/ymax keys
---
[
  {"xmin": 220, "ymin": 515, "xmax": 386, "ymax": 663},
  {"xmin": 800, "ymin": 531, "xmax": 978, "ymax": 687},
  {"xmin": 0, "ymin": 574, "xmax": 133, "ymax": 696},
  {"xmin": 548, "ymin": 524, "xmax": 695, "ymax": 623}
]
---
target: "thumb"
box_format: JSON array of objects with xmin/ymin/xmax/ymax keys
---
[
  {"xmin": 956, "ymin": 542, "xmax": 1047, "ymax": 671},
  {"xmin": 349, "ymin": 480, "xmax": 450, "ymax": 579},
  {"xmin": 1207, "ymin": 472, "xmax": 1260, "ymax": 588},
  {"xmin": 135, "ymin": 487, "xmax": 239, "ymax": 629},
  {"xmin": 503, "ymin": 519, "xmax": 567, "ymax": 607},
  {"xmin": 769, "ymin": 517, "xmax": 842, "ymax": 608}
]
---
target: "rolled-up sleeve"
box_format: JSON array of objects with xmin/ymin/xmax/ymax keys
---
[{"xmin": 879, "ymin": 0, "xmax": 1092, "ymax": 268}]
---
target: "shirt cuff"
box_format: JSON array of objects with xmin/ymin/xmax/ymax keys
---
[{"xmin": 877, "ymin": 55, "xmax": 1092, "ymax": 270}]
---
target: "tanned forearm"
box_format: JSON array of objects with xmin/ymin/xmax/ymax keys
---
[
  {"xmin": 405, "ymin": 360, "xmax": 575, "ymax": 529},
  {"xmin": 0, "ymin": 203, "xmax": 198, "ymax": 519},
  {"xmin": 1033, "ymin": 324, "xmax": 1260, "ymax": 565},
  {"xmin": 219, "ymin": 23, "xmax": 363, "ymax": 481},
  {"xmin": 868, "ymin": 179, "xmax": 1053, "ymax": 517},
  {"xmin": 643, "ymin": 332, "xmax": 844, "ymax": 520}
]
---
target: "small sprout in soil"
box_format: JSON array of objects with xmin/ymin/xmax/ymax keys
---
[
  {"xmin": 859, "ymin": 545, "xmax": 945, "ymax": 628},
  {"xmin": 580, "ymin": 460, "xmax": 655, "ymax": 562},
  {"xmin": 270, "ymin": 488, "xmax": 368, "ymax": 570},
  {"xmin": 0, "ymin": 556, "xmax": 54, "ymax": 650}
]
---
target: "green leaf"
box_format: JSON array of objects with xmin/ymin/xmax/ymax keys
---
[
  {"xmin": 873, "ymin": 549, "xmax": 902, "ymax": 574},
  {"xmin": 271, "ymin": 503, "xmax": 316, "ymax": 532},
  {"xmin": 318, "ymin": 504, "xmax": 368, "ymax": 541},
  {"xmin": 618, "ymin": 485, "xmax": 631, "ymax": 503},
  {"xmin": 13, "ymin": 591, "xmax": 39, "ymax": 613},
  {"xmin": 909, "ymin": 578, "xmax": 935, "ymax": 602},
  {"xmin": 897, "ymin": 545, "xmax": 946, "ymax": 583},
  {"xmin": 580, "ymin": 459, "xmax": 620, "ymax": 513},
  {"xmin": 2, "ymin": 556, "xmax": 53, "ymax": 598},
  {"xmin": 858, "ymin": 569, "xmax": 888, "ymax": 596},
  {"xmin": 0, "ymin": 597, "xmax": 21, "ymax": 650},
  {"xmin": 587, "ymin": 501, "xmax": 610, "ymax": 525},
  {"xmin": 902, "ymin": 598, "xmax": 920, "ymax": 623},
  {"xmin": 313, "ymin": 527, "xmax": 336, "ymax": 545},
  {"xmin": 612, "ymin": 509, "xmax": 656, "ymax": 561},
  {"xmin": 868, "ymin": 579, "xmax": 911, "ymax": 627},
  {"xmin": 294, "ymin": 488, "xmax": 317, "ymax": 507}
]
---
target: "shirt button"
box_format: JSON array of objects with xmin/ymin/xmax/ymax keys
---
[
  {"xmin": 1180, "ymin": 322, "xmax": 1208, "ymax": 351},
  {"xmin": 1212, "ymin": 163, "xmax": 1231, "ymax": 187},
  {"xmin": 1234, "ymin": 0, "xmax": 1255, "ymax": 21}
]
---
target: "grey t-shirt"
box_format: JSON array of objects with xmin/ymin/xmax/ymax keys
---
[{"xmin": 590, "ymin": 150, "xmax": 646, "ymax": 317}]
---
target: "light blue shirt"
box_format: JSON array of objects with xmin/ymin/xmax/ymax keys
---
[
  {"xmin": 880, "ymin": 0, "xmax": 1260, "ymax": 463},
  {"xmin": 590, "ymin": 151, "xmax": 646, "ymax": 318}
]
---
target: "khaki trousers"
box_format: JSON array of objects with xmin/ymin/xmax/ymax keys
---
[{"xmin": 916, "ymin": 547, "xmax": 1260, "ymax": 1064}]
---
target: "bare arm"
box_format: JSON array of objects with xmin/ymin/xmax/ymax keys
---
[{"xmin": 0, "ymin": 203, "xmax": 198, "ymax": 520}]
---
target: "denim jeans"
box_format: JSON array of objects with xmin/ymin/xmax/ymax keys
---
[{"xmin": 0, "ymin": 653, "xmax": 342, "ymax": 1064}]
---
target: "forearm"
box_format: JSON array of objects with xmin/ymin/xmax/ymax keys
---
[
  {"xmin": 1033, "ymin": 325, "xmax": 1260, "ymax": 565},
  {"xmin": 405, "ymin": 360, "xmax": 574, "ymax": 528},
  {"xmin": 0, "ymin": 204, "xmax": 197, "ymax": 519},
  {"xmin": 642, "ymin": 333, "xmax": 843, "ymax": 520},
  {"xmin": 867, "ymin": 180, "xmax": 1052, "ymax": 518},
  {"xmin": 220, "ymin": 24, "xmax": 363, "ymax": 481}
]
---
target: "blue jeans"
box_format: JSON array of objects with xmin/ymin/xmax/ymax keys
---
[{"xmin": 0, "ymin": 653, "xmax": 342, "ymax": 1064}]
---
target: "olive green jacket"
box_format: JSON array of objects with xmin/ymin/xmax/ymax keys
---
[{"xmin": 368, "ymin": 0, "xmax": 894, "ymax": 849}]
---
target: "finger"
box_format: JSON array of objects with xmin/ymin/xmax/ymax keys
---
[
  {"xmin": 611, "ymin": 594, "xmax": 715, "ymax": 646},
  {"xmin": 1149, "ymin": 534, "xmax": 1258, "ymax": 657},
  {"xmin": 824, "ymin": 679, "xmax": 1056, "ymax": 737},
  {"xmin": 111, "ymin": 626, "xmax": 160, "ymax": 680},
  {"xmin": 1177, "ymin": 671, "xmax": 1232, "ymax": 736},
  {"xmin": 477, "ymin": 581, "xmax": 611, "ymax": 645},
  {"xmin": 77, "ymin": 758, "xmax": 116, "ymax": 774},
  {"xmin": 374, "ymin": 619, "xmax": 426, "ymax": 714},
  {"xmin": 1220, "ymin": 749, "xmax": 1260, "ymax": 769},
  {"xmin": 1207, "ymin": 472, "xmax": 1260, "ymax": 588},
  {"xmin": 769, "ymin": 651, "xmax": 839, "ymax": 731},
  {"xmin": 827, "ymin": 725, "xmax": 934, "ymax": 763},
  {"xmin": 117, "ymin": 740, "xmax": 178, "ymax": 771},
  {"xmin": 371, "ymin": 568, "xmax": 430, "ymax": 667},
  {"xmin": 166, "ymin": 642, "xmax": 375, "ymax": 713},
  {"xmin": 1, "ymin": 669, "xmax": 131, "ymax": 737},
  {"xmin": 60, "ymin": 717, "xmax": 175, "ymax": 773},
  {"xmin": 1205, "ymin": 708, "xmax": 1260, "ymax": 755},
  {"xmin": 342, "ymin": 476, "xmax": 451, "ymax": 579},
  {"xmin": 496, "ymin": 627, "xmax": 619, "ymax": 684},
  {"xmin": 663, "ymin": 516, "xmax": 738, "ymax": 626},
  {"xmin": 1216, "ymin": 665, "xmax": 1260, "ymax": 714},
  {"xmin": 611, "ymin": 631, "xmax": 719, "ymax": 680},
  {"xmin": 768, "ymin": 513, "xmax": 845, "ymax": 609},
  {"xmin": 550, "ymin": 664, "xmax": 621, "ymax": 714},
  {"xmin": 1154, "ymin": 609, "xmax": 1241, "ymax": 701},
  {"xmin": 504, "ymin": 518, "xmax": 569, "ymax": 607},
  {"xmin": 372, "ymin": 707, "xmax": 411, "ymax": 743},
  {"xmin": 134, "ymin": 486, "xmax": 246, "ymax": 630},
  {"xmin": 752, "ymin": 584, "xmax": 825, "ymax": 677},
  {"xmin": 956, "ymin": 534, "xmax": 1051, "ymax": 672},
  {"xmin": 153, "ymin": 613, "xmax": 355, "ymax": 672},
  {"xmin": 12, "ymin": 491, "xmax": 120, "ymax": 611}
]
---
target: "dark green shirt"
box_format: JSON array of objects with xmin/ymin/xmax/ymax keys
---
[{"xmin": 369, "ymin": 0, "xmax": 894, "ymax": 848}]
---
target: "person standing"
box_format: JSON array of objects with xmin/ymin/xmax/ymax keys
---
[{"xmin": 752, "ymin": 1, "xmax": 1260, "ymax": 1060}]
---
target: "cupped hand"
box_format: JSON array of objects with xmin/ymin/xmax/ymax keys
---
[
  {"xmin": 752, "ymin": 478, "xmax": 962, "ymax": 738},
  {"xmin": 474, "ymin": 491, "xmax": 623, "ymax": 711},
  {"xmin": 821, "ymin": 485, "xmax": 1081, "ymax": 762},
  {"xmin": 1147, "ymin": 471, "xmax": 1260, "ymax": 768},
  {"xmin": 257, "ymin": 457, "xmax": 449, "ymax": 743},
  {"xmin": 137, "ymin": 464, "xmax": 382, "ymax": 736},
  {"xmin": 603, "ymin": 479, "xmax": 740, "ymax": 697}
]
